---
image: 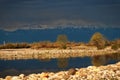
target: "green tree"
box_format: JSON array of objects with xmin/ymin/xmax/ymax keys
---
[{"xmin": 90, "ymin": 32, "xmax": 106, "ymax": 49}]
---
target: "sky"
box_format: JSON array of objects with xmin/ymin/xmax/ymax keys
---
[{"xmin": 0, "ymin": 0, "xmax": 120, "ymax": 31}]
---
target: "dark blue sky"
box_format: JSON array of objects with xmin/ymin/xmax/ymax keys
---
[{"xmin": 0, "ymin": 0, "xmax": 120, "ymax": 31}]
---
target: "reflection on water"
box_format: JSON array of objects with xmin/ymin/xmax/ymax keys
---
[
  {"xmin": 0, "ymin": 53, "xmax": 120, "ymax": 78},
  {"xmin": 57, "ymin": 58, "xmax": 68, "ymax": 68},
  {"xmin": 38, "ymin": 58, "xmax": 51, "ymax": 62},
  {"xmin": 92, "ymin": 53, "xmax": 120, "ymax": 66},
  {"xmin": 0, "ymin": 57, "xmax": 91, "ymax": 77},
  {"xmin": 92, "ymin": 55, "xmax": 107, "ymax": 66}
]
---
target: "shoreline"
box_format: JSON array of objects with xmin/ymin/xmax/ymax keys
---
[
  {"xmin": 1, "ymin": 61, "xmax": 120, "ymax": 80},
  {"xmin": 0, "ymin": 48, "xmax": 120, "ymax": 60}
]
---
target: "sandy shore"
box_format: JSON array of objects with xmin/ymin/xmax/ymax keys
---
[
  {"xmin": 0, "ymin": 61, "xmax": 120, "ymax": 80},
  {"xmin": 0, "ymin": 47, "xmax": 120, "ymax": 60}
]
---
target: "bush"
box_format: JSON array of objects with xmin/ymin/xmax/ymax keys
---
[
  {"xmin": 56, "ymin": 34, "xmax": 68, "ymax": 49},
  {"xmin": 90, "ymin": 32, "xmax": 107, "ymax": 49},
  {"xmin": 61, "ymin": 44, "xmax": 67, "ymax": 49},
  {"xmin": 111, "ymin": 44, "xmax": 120, "ymax": 50},
  {"xmin": 111, "ymin": 39, "xmax": 120, "ymax": 50},
  {"xmin": 56, "ymin": 34, "xmax": 68, "ymax": 43}
]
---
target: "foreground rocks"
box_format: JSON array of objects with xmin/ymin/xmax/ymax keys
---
[{"xmin": 0, "ymin": 62, "xmax": 120, "ymax": 80}]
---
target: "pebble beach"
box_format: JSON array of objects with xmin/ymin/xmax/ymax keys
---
[{"xmin": 0, "ymin": 61, "xmax": 120, "ymax": 80}]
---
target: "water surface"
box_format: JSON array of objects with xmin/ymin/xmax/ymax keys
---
[{"xmin": 0, "ymin": 53, "xmax": 120, "ymax": 78}]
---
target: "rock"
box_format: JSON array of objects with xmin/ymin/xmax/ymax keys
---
[
  {"xmin": 48, "ymin": 72, "xmax": 54, "ymax": 77},
  {"xmin": 19, "ymin": 74, "xmax": 24, "ymax": 79},
  {"xmin": 27, "ymin": 74, "xmax": 38, "ymax": 80},
  {"xmin": 5, "ymin": 76, "xmax": 12, "ymax": 80},
  {"xmin": 39, "ymin": 72, "xmax": 49, "ymax": 78},
  {"xmin": 67, "ymin": 68, "xmax": 77, "ymax": 75},
  {"xmin": 41, "ymin": 77, "xmax": 48, "ymax": 80},
  {"xmin": 11, "ymin": 76, "xmax": 21, "ymax": 80}
]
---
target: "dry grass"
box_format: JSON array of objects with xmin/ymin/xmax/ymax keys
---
[
  {"xmin": 0, "ymin": 41, "xmax": 86, "ymax": 50},
  {"xmin": 0, "ymin": 43, "xmax": 30, "ymax": 49},
  {"xmin": 0, "ymin": 38, "xmax": 119, "ymax": 50}
]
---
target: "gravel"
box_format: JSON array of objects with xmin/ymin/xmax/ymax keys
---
[{"xmin": 0, "ymin": 62, "xmax": 120, "ymax": 80}]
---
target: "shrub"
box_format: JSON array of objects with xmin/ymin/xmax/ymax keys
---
[
  {"xmin": 61, "ymin": 44, "xmax": 67, "ymax": 49},
  {"xmin": 90, "ymin": 32, "xmax": 107, "ymax": 49},
  {"xmin": 111, "ymin": 44, "xmax": 120, "ymax": 50},
  {"xmin": 111, "ymin": 39, "xmax": 120, "ymax": 50},
  {"xmin": 56, "ymin": 34, "xmax": 68, "ymax": 49},
  {"xmin": 56, "ymin": 34, "xmax": 68, "ymax": 43}
]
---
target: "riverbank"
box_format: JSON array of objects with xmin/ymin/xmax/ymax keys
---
[
  {"xmin": 0, "ymin": 46, "xmax": 120, "ymax": 60},
  {"xmin": 0, "ymin": 61, "xmax": 120, "ymax": 80}
]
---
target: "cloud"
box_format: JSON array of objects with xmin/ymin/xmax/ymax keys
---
[{"xmin": 0, "ymin": 0, "xmax": 120, "ymax": 31}]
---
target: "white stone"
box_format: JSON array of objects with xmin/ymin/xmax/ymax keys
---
[{"xmin": 11, "ymin": 76, "xmax": 21, "ymax": 80}]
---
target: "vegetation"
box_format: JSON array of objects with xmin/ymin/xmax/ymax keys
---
[
  {"xmin": 30, "ymin": 41, "xmax": 55, "ymax": 49},
  {"xmin": 0, "ymin": 33, "xmax": 119, "ymax": 50},
  {"xmin": 56, "ymin": 34, "xmax": 68, "ymax": 43},
  {"xmin": 56, "ymin": 34, "xmax": 68, "ymax": 49},
  {"xmin": 111, "ymin": 39, "xmax": 120, "ymax": 50},
  {"xmin": 111, "ymin": 44, "xmax": 120, "ymax": 50},
  {"xmin": 90, "ymin": 32, "xmax": 107, "ymax": 49},
  {"xmin": 0, "ymin": 42, "xmax": 30, "ymax": 49}
]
